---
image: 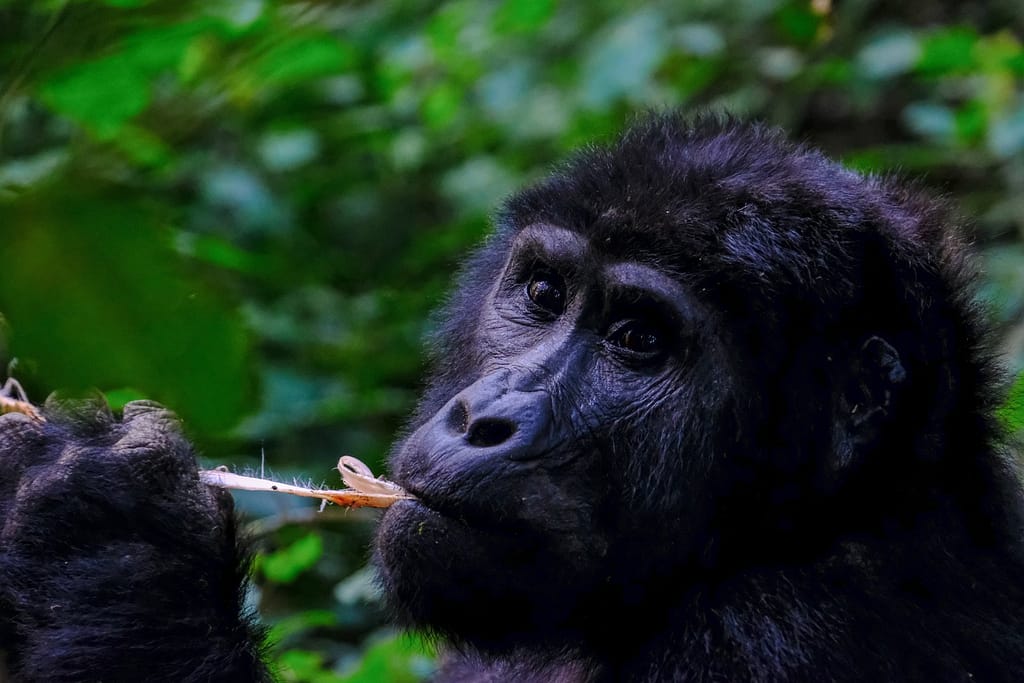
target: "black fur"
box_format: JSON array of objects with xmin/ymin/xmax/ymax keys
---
[
  {"xmin": 2, "ymin": 115, "xmax": 1022, "ymax": 682},
  {"xmin": 0, "ymin": 399, "xmax": 270, "ymax": 682}
]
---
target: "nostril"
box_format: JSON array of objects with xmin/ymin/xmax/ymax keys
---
[
  {"xmin": 447, "ymin": 400, "xmax": 470, "ymax": 435},
  {"xmin": 465, "ymin": 417, "xmax": 517, "ymax": 448}
]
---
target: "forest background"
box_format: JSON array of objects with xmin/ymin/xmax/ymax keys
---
[{"xmin": 2, "ymin": 1, "xmax": 1023, "ymax": 680}]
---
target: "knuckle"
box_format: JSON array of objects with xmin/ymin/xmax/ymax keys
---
[
  {"xmin": 114, "ymin": 402, "xmax": 189, "ymax": 459},
  {"xmin": 41, "ymin": 394, "xmax": 114, "ymax": 436},
  {"xmin": 121, "ymin": 400, "xmax": 178, "ymax": 423}
]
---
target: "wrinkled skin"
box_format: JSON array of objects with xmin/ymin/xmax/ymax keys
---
[{"xmin": 3, "ymin": 116, "xmax": 1024, "ymax": 682}]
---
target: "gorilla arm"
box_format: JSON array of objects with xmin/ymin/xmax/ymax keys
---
[{"xmin": 0, "ymin": 400, "xmax": 270, "ymax": 682}]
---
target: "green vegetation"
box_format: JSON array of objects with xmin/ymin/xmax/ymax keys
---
[{"xmin": 1, "ymin": 0, "xmax": 1022, "ymax": 678}]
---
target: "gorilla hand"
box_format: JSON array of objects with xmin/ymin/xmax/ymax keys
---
[{"xmin": 0, "ymin": 399, "xmax": 268, "ymax": 682}]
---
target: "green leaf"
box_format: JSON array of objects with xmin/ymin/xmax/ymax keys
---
[
  {"xmin": 340, "ymin": 633, "xmax": 435, "ymax": 683},
  {"xmin": 812, "ymin": 58, "xmax": 853, "ymax": 84},
  {"xmin": 120, "ymin": 19, "xmax": 218, "ymax": 73},
  {"xmin": 104, "ymin": 387, "xmax": 148, "ymax": 411},
  {"xmin": 261, "ymin": 533, "xmax": 324, "ymax": 584},
  {"xmin": 253, "ymin": 37, "xmax": 356, "ymax": 86},
  {"xmin": 173, "ymin": 232, "xmax": 269, "ymax": 274},
  {"xmin": 279, "ymin": 649, "xmax": 343, "ymax": 683},
  {"xmin": 38, "ymin": 19, "xmax": 216, "ymax": 135},
  {"xmin": 1008, "ymin": 52, "xmax": 1024, "ymax": 75},
  {"xmin": 775, "ymin": 3, "xmax": 821, "ymax": 46},
  {"xmin": 109, "ymin": 125, "xmax": 171, "ymax": 165},
  {"xmin": 841, "ymin": 143, "xmax": 947, "ymax": 173},
  {"xmin": 40, "ymin": 56, "xmax": 151, "ymax": 135},
  {"xmin": 268, "ymin": 610, "xmax": 338, "ymax": 646},
  {"xmin": 954, "ymin": 100, "xmax": 987, "ymax": 143},
  {"xmin": 0, "ymin": 190, "xmax": 253, "ymax": 432},
  {"xmin": 421, "ymin": 82, "xmax": 462, "ymax": 129},
  {"xmin": 917, "ymin": 27, "xmax": 978, "ymax": 75},
  {"xmin": 998, "ymin": 374, "xmax": 1024, "ymax": 435},
  {"xmin": 427, "ymin": 3, "xmax": 469, "ymax": 53},
  {"xmin": 494, "ymin": 0, "xmax": 554, "ymax": 35}
]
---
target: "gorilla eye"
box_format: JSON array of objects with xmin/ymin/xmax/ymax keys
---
[
  {"xmin": 526, "ymin": 272, "xmax": 566, "ymax": 315},
  {"xmin": 609, "ymin": 320, "xmax": 664, "ymax": 356}
]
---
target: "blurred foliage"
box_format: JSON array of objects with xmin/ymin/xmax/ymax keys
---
[{"xmin": 1, "ymin": 0, "xmax": 1022, "ymax": 677}]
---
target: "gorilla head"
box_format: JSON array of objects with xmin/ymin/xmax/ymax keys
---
[{"xmin": 374, "ymin": 115, "xmax": 1015, "ymax": 675}]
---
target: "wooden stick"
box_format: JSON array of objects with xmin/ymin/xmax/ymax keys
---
[{"xmin": 199, "ymin": 456, "xmax": 413, "ymax": 509}]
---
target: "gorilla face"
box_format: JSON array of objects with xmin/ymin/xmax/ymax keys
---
[
  {"xmin": 374, "ymin": 116, "xmax": 943, "ymax": 654},
  {"xmin": 376, "ymin": 222, "xmax": 729, "ymax": 649}
]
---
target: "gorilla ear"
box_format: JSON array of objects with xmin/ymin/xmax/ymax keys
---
[{"xmin": 831, "ymin": 336, "xmax": 906, "ymax": 471}]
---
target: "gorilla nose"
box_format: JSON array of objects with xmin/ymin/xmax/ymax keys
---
[
  {"xmin": 441, "ymin": 372, "xmax": 550, "ymax": 457},
  {"xmin": 465, "ymin": 417, "xmax": 517, "ymax": 447},
  {"xmin": 448, "ymin": 397, "xmax": 520, "ymax": 447}
]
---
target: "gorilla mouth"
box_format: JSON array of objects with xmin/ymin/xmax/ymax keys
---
[
  {"xmin": 393, "ymin": 484, "xmax": 459, "ymax": 520},
  {"xmin": 392, "ymin": 478, "xmax": 526, "ymax": 533}
]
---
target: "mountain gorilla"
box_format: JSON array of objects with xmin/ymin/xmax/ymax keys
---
[{"xmin": 2, "ymin": 114, "xmax": 1024, "ymax": 682}]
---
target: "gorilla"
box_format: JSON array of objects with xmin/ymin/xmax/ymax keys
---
[{"xmin": 2, "ymin": 115, "xmax": 1024, "ymax": 682}]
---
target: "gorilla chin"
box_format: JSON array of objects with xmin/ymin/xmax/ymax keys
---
[{"xmin": 375, "ymin": 497, "xmax": 608, "ymax": 653}]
